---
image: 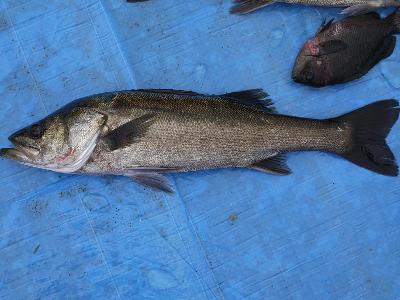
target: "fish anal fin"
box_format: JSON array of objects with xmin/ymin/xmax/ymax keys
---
[
  {"xmin": 251, "ymin": 154, "xmax": 291, "ymax": 175},
  {"xmin": 380, "ymin": 36, "xmax": 396, "ymax": 60},
  {"xmin": 129, "ymin": 172, "xmax": 174, "ymax": 193},
  {"xmin": 351, "ymin": 36, "xmax": 396, "ymax": 81},
  {"xmin": 222, "ymin": 89, "xmax": 276, "ymax": 113},
  {"xmin": 104, "ymin": 113, "xmax": 156, "ymax": 151}
]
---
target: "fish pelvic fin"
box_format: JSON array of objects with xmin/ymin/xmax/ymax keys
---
[
  {"xmin": 386, "ymin": 8, "xmax": 400, "ymax": 33},
  {"xmin": 335, "ymin": 100, "xmax": 399, "ymax": 176},
  {"xmin": 230, "ymin": 0, "xmax": 275, "ymax": 15},
  {"xmin": 129, "ymin": 172, "xmax": 174, "ymax": 194}
]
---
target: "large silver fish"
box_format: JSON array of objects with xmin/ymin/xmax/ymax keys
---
[
  {"xmin": 231, "ymin": 0, "xmax": 400, "ymax": 15},
  {"xmin": 1, "ymin": 89, "xmax": 398, "ymax": 193}
]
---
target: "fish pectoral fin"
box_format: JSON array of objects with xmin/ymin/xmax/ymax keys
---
[
  {"xmin": 316, "ymin": 19, "xmax": 334, "ymax": 35},
  {"xmin": 128, "ymin": 172, "xmax": 174, "ymax": 194},
  {"xmin": 103, "ymin": 113, "xmax": 156, "ymax": 151},
  {"xmin": 251, "ymin": 154, "xmax": 291, "ymax": 175},
  {"xmin": 222, "ymin": 89, "xmax": 276, "ymax": 113},
  {"xmin": 341, "ymin": 4, "xmax": 379, "ymax": 16},
  {"xmin": 230, "ymin": 0, "xmax": 275, "ymax": 14},
  {"xmin": 318, "ymin": 40, "xmax": 347, "ymax": 56}
]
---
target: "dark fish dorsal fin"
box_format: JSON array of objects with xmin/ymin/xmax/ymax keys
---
[
  {"xmin": 316, "ymin": 19, "xmax": 334, "ymax": 35},
  {"xmin": 136, "ymin": 89, "xmax": 201, "ymax": 96},
  {"xmin": 251, "ymin": 154, "xmax": 291, "ymax": 175},
  {"xmin": 221, "ymin": 89, "xmax": 276, "ymax": 113},
  {"xmin": 104, "ymin": 113, "xmax": 156, "ymax": 151},
  {"xmin": 318, "ymin": 40, "xmax": 347, "ymax": 56},
  {"xmin": 341, "ymin": 4, "xmax": 380, "ymax": 16}
]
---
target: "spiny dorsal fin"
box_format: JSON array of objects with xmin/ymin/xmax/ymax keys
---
[
  {"xmin": 251, "ymin": 154, "xmax": 291, "ymax": 175},
  {"xmin": 104, "ymin": 113, "xmax": 156, "ymax": 151},
  {"xmin": 316, "ymin": 19, "xmax": 334, "ymax": 35},
  {"xmin": 222, "ymin": 89, "xmax": 276, "ymax": 113}
]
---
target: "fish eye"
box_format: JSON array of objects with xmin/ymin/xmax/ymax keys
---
[
  {"xmin": 302, "ymin": 69, "xmax": 313, "ymax": 81},
  {"xmin": 29, "ymin": 124, "xmax": 44, "ymax": 139}
]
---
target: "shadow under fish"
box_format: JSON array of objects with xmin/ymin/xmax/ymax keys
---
[{"xmin": 292, "ymin": 9, "xmax": 400, "ymax": 87}]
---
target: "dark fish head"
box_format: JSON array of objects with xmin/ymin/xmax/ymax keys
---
[
  {"xmin": 292, "ymin": 38, "xmax": 331, "ymax": 87},
  {"xmin": 1, "ymin": 105, "xmax": 107, "ymax": 173}
]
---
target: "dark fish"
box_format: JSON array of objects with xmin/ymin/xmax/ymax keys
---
[
  {"xmin": 1, "ymin": 89, "xmax": 398, "ymax": 193},
  {"xmin": 292, "ymin": 10, "xmax": 400, "ymax": 87},
  {"xmin": 231, "ymin": 0, "xmax": 400, "ymax": 15}
]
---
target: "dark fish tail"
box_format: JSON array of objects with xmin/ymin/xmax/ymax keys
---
[
  {"xmin": 335, "ymin": 100, "xmax": 399, "ymax": 176},
  {"xmin": 230, "ymin": 0, "xmax": 274, "ymax": 14},
  {"xmin": 386, "ymin": 8, "xmax": 400, "ymax": 32}
]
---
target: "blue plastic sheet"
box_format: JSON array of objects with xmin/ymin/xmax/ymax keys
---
[{"xmin": 0, "ymin": 1, "xmax": 399, "ymax": 299}]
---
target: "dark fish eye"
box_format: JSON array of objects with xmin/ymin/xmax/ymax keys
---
[
  {"xmin": 302, "ymin": 69, "xmax": 313, "ymax": 81},
  {"xmin": 29, "ymin": 124, "xmax": 44, "ymax": 139}
]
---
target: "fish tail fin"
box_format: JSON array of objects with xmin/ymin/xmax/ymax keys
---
[
  {"xmin": 230, "ymin": 0, "xmax": 275, "ymax": 14},
  {"xmin": 386, "ymin": 8, "xmax": 400, "ymax": 33},
  {"xmin": 336, "ymin": 100, "xmax": 399, "ymax": 176}
]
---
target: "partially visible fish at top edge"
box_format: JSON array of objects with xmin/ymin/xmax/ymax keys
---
[{"xmin": 230, "ymin": 0, "xmax": 400, "ymax": 15}]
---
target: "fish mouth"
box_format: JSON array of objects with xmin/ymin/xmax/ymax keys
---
[{"xmin": 0, "ymin": 137, "xmax": 40, "ymax": 162}]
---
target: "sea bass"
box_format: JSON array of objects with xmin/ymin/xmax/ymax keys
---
[
  {"xmin": 231, "ymin": 0, "xmax": 400, "ymax": 15},
  {"xmin": 1, "ymin": 89, "xmax": 398, "ymax": 193},
  {"xmin": 292, "ymin": 10, "xmax": 400, "ymax": 86}
]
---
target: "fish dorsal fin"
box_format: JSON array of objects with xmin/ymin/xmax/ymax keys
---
[
  {"xmin": 221, "ymin": 89, "xmax": 276, "ymax": 113},
  {"xmin": 341, "ymin": 4, "xmax": 380, "ymax": 16},
  {"xmin": 251, "ymin": 154, "xmax": 291, "ymax": 175},
  {"xmin": 138, "ymin": 88, "xmax": 276, "ymax": 113},
  {"xmin": 318, "ymin": 40, "xmax": 347, "ymax": 56},
  {"xmin": 136, "ymin": 89, "xmax": 201, "ymax": 96},
  {"xmin": 316, "ymin": 19, "xmax": 334, "ymax": 35},
  {"xmin": 128, "ymin": 172, "xmax": 174, "ymax": 194},
  {"xmin": 103, "ymin": 113, "xmax": 156, "ymax": 151}
]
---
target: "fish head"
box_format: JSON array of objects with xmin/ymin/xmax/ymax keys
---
[
  {"xmin": 1, "ymin": 106, "xmax": 107, "ymax": 173},
  {"xmin": 292, "ymin": 37, "xmax": 331, "ymax": 87}
]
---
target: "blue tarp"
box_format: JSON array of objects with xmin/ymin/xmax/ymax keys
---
[{"xmin": 0, "ymin": 1, "xmax": 399, "ymax": 299}]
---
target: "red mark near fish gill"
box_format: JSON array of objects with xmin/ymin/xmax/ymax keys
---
[
  {"xmin": 57, "ymin": 147, "xmax": 75, "ymax": 162},
  {"xmin": 304, "ymin": 38, "xmax": 319, "ymax": 56}
]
